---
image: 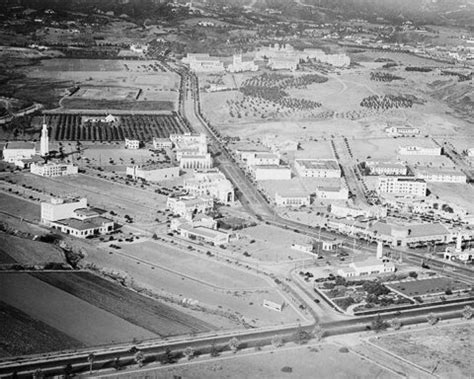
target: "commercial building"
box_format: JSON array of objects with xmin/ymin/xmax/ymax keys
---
[
  {"xmin": 49, "ymin": 216, "xmax": 114, "ymax": 238},
  {"xmin": 377, "ymin": 177, "xmax": 427, "ymax": 197},
  {"xmin": 398, "ymin": 146, "xmax": 441, "ymax": 156},
  {"xmin": 2, "ymin": 141, "xmax": 36, "ymax": 164},
  {"xmin": 295, "ymin": 159, "xmax": 341, "ymax": 178},
  {"xmin": 246, "ymin": 152, "xmax": 280, "ymax": 167},
  {"xmin": 166, "ymin": 196, "xmax": 214, "ymax": 220},
  {"xmin": 236, "ymin": 147, "xmax": 271, "ymax": 163},
  {"xmin": 184, "ymin": 169, "xmax": 234, "ymax": 204},
  {"xmin": 182, "ymin": 53, "xmax": 225, "ymax": 72},
  {"xmin": 30, "ymin": 162, "xmax": 78, "ymax": 177},
  {"xmin": 41, "ymin": 197, "xmax": 88, "ymax": 224},
  {"xmin": 385, "ymin": 126, "xmax": 420, "ymax": 137},
  {"xmin": 338, "ymin": 258, "xmax": 395, "ymax": 278},
  {"xmin": 227, "ymin": 54, "xmax": 258, "ymax": 73},
  {"xmin": 275, "ymin": 192, "xmax": 310, "ymax": 207},
  {"xmin": 365, "ymin": 161, "xmax": 408, "ymax": 176},
  {"xmin": 125, "ymin": 138, "xmax": 140, "ymax": 149},
  {"xmin": 253, "ymin": 165, "xmax": 292, "ymax": 181},
  {"xmin": 178, "ymin": 223, "xmax": 231, "ymax": 245},
  {"xmin": 414, "ymin": 168, "xmax": 467, "ymax": 183},
  {"xmin": 126, "ymin": 165, "xmax": 179, "ymax": 182},
  {"xmin": 152, "ymin": 137, "xmax": 173, "ymax": 149},
  {"xmin": 315, "ymin": 186, "xmax": 348, "ymax": 200}
]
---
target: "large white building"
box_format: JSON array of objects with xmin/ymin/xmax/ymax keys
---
[
  {"xmin": 301, "ymin": 48, "xmax": 351, "ymax": 67},
  {"xmin": 30, "ymin": 162, "xmax": 78, "ymax": 177},
  {"xmin": 366, "ymin": 161, "xmax": 408, "ymax": 176},
  {"xmin": 184, "ymin": 169, "xmax": 234, "ymax": 204},
  {"xmin": 377, "ymin": 176, "xmax": 427, "ymax": 197},
  {"xmin": 182, "ymin": 53, "xmax": 225, "ymax": 72},
  {"xmin": 246, "ymin": 152, "xmax": 280, "ymax": 167},
  {"xmin": 152, "ymin": 137, "xmax": 173, "ymax": 149},
  {"xmin": 166, "ymin": 196, "xmax": 214, "ymax": 220},
  {"xmin": 414, "ymin": 168, "xmax": 467, "ymax": 183},
  {"xmin": 41, "ymin": 197, "xmax": 88, "ymax": 224},
  {"xmin": 338, "ymin": 257, "xmax": 395, "ymax": 278},
  {"xmin": 385, "ymin": 126, "xmax": 420, "ymax": 137},
  {"xmin": 275, "ymin": 192, "xmax": 310, "ymax": 207},
  {"xmin": 330, "ymin": 204, "xmax": 387, "ymax": 219},
  {"xmin": 398, "ymin": 146, "xmax": 441, "ymax": 156},
  {"xmin": 179, "ymin": 154, "xmax": 212, "ymax": 170},
  {"xmin": 172, "ymin": 133, "xmax": 212, "ymax": 170},
  {"xmin": 268, "ymin": 57, "xmax": 299, "ymax": 71},
  {"xmin": 2, "ymin": 141, "xmax": 36, "ymax": 164},
  {"xmin": 125, "ymin": 138, "xmax": 140, "ymax": 149},
  {"xmin": 295, "ymin": 159, "xmax": 341, "ymax": 178},
  {"xmin": 39, "ymin": 120, "xmax": 49, "ymax": 156},
  {"xmin": 253, "ymin": 165, "xmax": 292, "ymax": 180},
  {"xmin": 227, "ymin": 54, "xmax": 258, "ymax": 73},
  {"xmin": 126, "ymin": 165, "xmax": 180, "ymax": 182},
  {"xmin": 315, "ymin": 185, "xmax": 349, "ymax": 200}
]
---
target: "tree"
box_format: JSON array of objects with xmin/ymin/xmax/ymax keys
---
[
  {"xmin": 312, "ymin": 325, "xmax": 325, "ymax": 341},
  {"xmin": 462, "ymin": 305, "xmax": 473, "ymax": 320},
  {"xmin": 63, "ymin": 363, "xmax": 73, "ymax": 378},
  {"xmin": 271, "ymin": 335, "xmax": 284, "ymax": 348},
  {"xmin": 228, "ymin": 337, "xmax": 241, "ymax": 353},
  {"xmin": 183, "ymin": 346, "xmax": 194, "ymax": 360},
  {"xmin": 371, "ymin": 315, "xmax": 389, "ymax": 333},
  {"xmin": 389, "ymin": 318, "xmax": 402, "ymax": 330},
  {"xmin": 210, "ymin": 343, "xmax": 219, "ymax": 357},
  {"xmin": 87, "ymin": 353, "xmax": 95, "ymax": 375},
  {"xmin": 161, "ymin": 347, "xmax": 174, "ymax": 364},
  {"xmin": 134, "ymin": 350, "xmax": 145, "ymax": 367},
  {"xmin": 32, "ymin": 369, "xmax": 44, "ymax": 379},
  {"xmin": 293, "ymin": 325, "xmax": 310, "ymax": 344},
  {"xmin": 426, "ymin": 313, "xmax": 439, "ymax": 325}
]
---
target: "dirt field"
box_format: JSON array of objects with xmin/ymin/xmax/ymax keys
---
[
  {"xmin": 0, "ymin": 192, "xmax": 41, "ymax": 221},
  {"xmin": 0, "ymin": 301, "xmax": 84, "ymax": 358},
  {"xmin": 104, "ymin": 343, "xmax": 397, "ymax": 379},
  {"xmin": 371, "ymin": 323, "xmax": 473, "ymax": 378},
  {"xmin": 0, "ymin": 273, "xmax": 158, "ymax": 346},
  {"xmin": 0, "ymin": 232, "xmax": 66, "ymax": 266},
  {"xmin": 32, "ymin": 271, "xmax": 214, "ymax": 337}
]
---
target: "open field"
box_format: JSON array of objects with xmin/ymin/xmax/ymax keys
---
[
  {"xmin": 117, "ymin": 240, "xmax": 269, "ymax": 290},
  {"xmin": 106, "ymin": 343, "xmax": 397, "ymax": 379},
  {"xmin": 386, "ymin": 277, "xmax": 471, "ymax": 298},
  {"xmin": 0, "ymin": 192, "xmax": 40, "ymax": 221},
  {"xmin": 371, "ymin": 323, "xmax": 474, "ymax": 378},
  {"xmin": 0, "ymin": 232, "xmax": 66, "ymax": 266},
  {"xmin": 31, "ymin": 271, "xmax": 214, "ymax": 337},
  {"xmin": 44, "ymin": 113, "xmax": 190, "ymax": 141},
  {"xmin": 0, "ymin": 273, "xmax": 158, "ymax": 346},
  {"xmin": 427, "ymin": 183, "xmax": 474, "ymax": 214},
  {"xmin": 85, "ymin": 242, "xmax": 302, "ymax": 328},
  {"xmin": 0, "ymin": 301, "xmax": 84, "ymax": 358}
]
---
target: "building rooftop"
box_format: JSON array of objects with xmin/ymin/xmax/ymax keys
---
[
  {"xmin": 415, "ymin": 168, "xmax": 466, "ymax": 176},
  {"xmin": 254, "ymin": 165, "xmax": 290, "ymax": 170},
  {"xmin": 296, "ymin": 159, "xmax": 340, "ymax": 171},
  {"xmin": 74, "ymin": 207, "xmax": 106, "ymax": 217},
  {"xmin": 180, "ymin": 224, "xmax": 228, "ymax": 239},
  {"xmin": 5, "ymin": 141, "xmax": 36, "ymax": 150},
  {"xmin": 371, "ymin": 221, "xmax": 450, "ymax": 238}
]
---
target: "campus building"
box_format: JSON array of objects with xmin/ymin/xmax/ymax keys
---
[
  {"xmin": 398, "ymin": 146, "xmax": 441, "ymax": 156},
  {"xmin": 246, "ymin": 152, "xmax": 280, "ymax": 166},
  {"xmin": 2, "ymin": 141, "xmax": 36, "ymax": 164},
  {"xmin": 41, "ymin": 197, "xmax": 88, "ymax": 224},
  {"xmin": 166, "ymin": 196, "xmax": 214, "ymax": 220},
  {"xmin": 300, "ymin": 48, "xmax": 351, "ymax": 67},
  {"xmin": 177, "ymin": 223, "xmax": 231, "ymax": 245},
  {"xmin": 315, "ymin": 185, "xmax": 349, "ymax": 200},
  {"xmin": 253, "ymin": 165, "xmax": 292, "ymax": 180},
  {"xmin": 125, "ymin": 138, "xmax": 140, "ymax": 149},
  {"xmin": 377, "ymin": 177, "xmax": 427, "ymax": 197},
  {"xmin": 413, "ymin": 168, "xmax": 467, "ymax": 183},
  {"xmin": 227, "ymin": 54, "xmax": 258, "ymax": 73},
  {"xmin": 294, "ymin": 159, "xmax": 341, "ymax": 178},
  {"xmin": 385, "ymin": 126, "xmax": 420, "ymax": 137},
  {"xmin": 267, "ymin": 56, "xmax": 299, "ymax": 71},
  {"xmin": 184, "ymin": 169, "xmax": 234, "ymax": 204},
  {"xmin": 337, "ymin": 258, "xmax": 395, "ymax": 278},
  {"xmin": 126, "ymin": 165, "xmax": 180, "ymax": 182},
  {"xmin": 30, "ymin": 162, "xmax": 78, "ymax": 177},
  {"xmin": 365, "ymin": 161, "xmax": 408, "ymax": 176},
  {"xmin": 275, "ymin": 192, "xmax": 310, "ymax": 207},
  {"xmin": 152, "ymin": 137, "xmax": 173, "ymax": 149},
  {"xmin": 179, "ymin": 154, "xmax": 213, "ymax": 170},
  {"xmin": 182, "ymin": 53, "xmax": 225, "ymax": 72}
]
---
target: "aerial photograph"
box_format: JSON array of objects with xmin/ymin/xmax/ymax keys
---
[{"xmin": 0, "ymin": 0, "xmax": 472, "ymax": 377}]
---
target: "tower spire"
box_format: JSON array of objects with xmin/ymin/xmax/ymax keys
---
[{"xmin": 40, "ymin": 116, "xmax": 49, "ymax": 156}]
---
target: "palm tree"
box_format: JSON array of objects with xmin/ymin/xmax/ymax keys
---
[
  {"xmin": 134, "ymin": 350, "xmax": 145, "ymax": 367},
  {"xmin": 183, "ymin": 346, "xmax": 194, "ymax": 360},
  {"xmin": 271, "ymin": 335, "xmax": 284, "ymax": 348},
  {"xmin": 87, "ymin": 353, "xmax": 95, "ymax": 375},
  {"xmin": 462, "ymin": 305, "xmax": 472, "ymax": 320},
  {"xmin": 228, "ymin": 337, "xmax": 241, "ymax": 353}
]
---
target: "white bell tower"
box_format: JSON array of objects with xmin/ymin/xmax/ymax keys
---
[{"xmin": 40, "ymin": 116, "xmax": 49, "ymax": 156}]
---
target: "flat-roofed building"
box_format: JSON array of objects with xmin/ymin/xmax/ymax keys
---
[
  {"xmin": 267, "ymin": 56, "xmax": 298, "ymax": 71},
  {"xmin": 414, "ymin": 168, "xmax": 467, "ymax": 183},
  {"xmin": 184, "ymin": 169, "xmax": 234, "ymax": 204},
  {"xmin": 398, "ymin": 145, "xmax": 441, "ymax": 156},
  {"xmin": 30, "ymin": 162, "xmax": 78, "ymax": 177},
  {"xmin": 385, "ymin": 126, "xmax": 420, "ymax": 137},
  {"xmin": 330, "ymin": 204, "xmax": 387, "ymax": 219},
  {"xmin": 301, "ymin": 48, "xmax": 350, "ymax": 67},
  {"xmin": 315, "ymin": 185, "xmax": 348, "ymax": 200},
  {"xmin": 166, "ymin": 196, "xmax": 214, "ymax": 220},
  {"xmin": 366, "ymin": 161, "xmax": 407, "ymax": 176},
  {"xmin": 338, "ymin": 258, "xmax": 395, "ymax": 278},
  {"xmin": 275, "ymin": 192, "xmax": 310, "ymax": 207},
  {"xmin": 3, "ymin": 141, "xmax": 36, "ymax": 163},
  {"xmin": 178, "ymin": 223, "xmax": 231, "ymax": 245},
  {"xmin": 182, "ymin": 53, "xmax": 225, "ymax": 72},
  {"xmin": 295, "ymin": 159, "xmax": 341, "ymax": 178},
  {"xmin": 152, "ymin": 137, "xmax": 172, "ymax": 149},
  {"xmin": 41, "ymin": 197, "xmax": 88, "ymax": 224},
  {"xmin": 377, "ymin": 176, "xmax": 427, "ymax": 197},
  {"xmin": 179, "ymin": 153, "xmax": 212, "ymax": 170},
  {"xmin": 49, "ymin": 216, "xmax": 114, "ymax": 238},
  {"xmin": 126, "ymin": 165, "xmax": 179, "ymax": 182},
  {"xmin": 125, "ymin": 138, "xmax": 140, "ymax": 149},
  {"xmin": 227, "ymin": 54, "xmax": 258, "ymax": 73},
  {"xmin": 246, "ymin": 152, "xmax": 280, "ymax": 166},
  {"xmin": 253, "ymin": 165, "xmax": 292, "ymax": 180}
]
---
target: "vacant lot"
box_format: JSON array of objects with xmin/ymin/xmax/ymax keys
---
[
  {"xmin": 372, "ymin": 323, "xmax": 473, "ymax": 378},
  {"xmin": 386, "ymin": 276, "xmax": 470, "ymax": 298},
  {"xmin": 107, "ymin": 343, "xmax": 397, "ymax": 379},
  {"xmin": 32, "ymin": 271, "xmax": 214, "ymax": 337},
  {"xmin": 0, "ymin": 273, "xmax": 158, "ymax": 346},
  {"xmin": 0, "ymin": 232, "xmax": 66, "ymax": 266},
  {"xmin": 0, "ymin": 301, "xmax": 84, "ymax": 358},
  {"xmin": 0, "ymin": 192, "xmax": 40, "ymax": 221}
]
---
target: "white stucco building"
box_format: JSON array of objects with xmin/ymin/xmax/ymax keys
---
[
  {"xmin": 227, "ymin": 54, "xmax": 258, "ymax": 73},
  {"xmin": 31, "ymin": 162, "xmax": 78, "ymax": 177},
  {"xmin": 253, "ymin": 165, "xmax": 292, "ymax": 180},
  {"xmin": 275, "ymin": 192, "xmax": 310, "ymax": 207},
  {"xmin": 377, "ymin": 177, "xmax": 427, "ymax": 197},
  {"xmin": 125, "ymin": 138, "xmax": 140, "ymax": 149},
  {"xmin": 2, "ymin": 141, "xmax": 36, "ymax": 164},
  {"xmin": 385, "ymin": 126, "xmax": 420, "ymax": 137},
  {"xmin": 315, "ymin": 186, "xmax": 349, "ymax": 200},
  {"xmin": 295, "ymin": 159, "xmax": 341, "ymax": 178},
  {"xmin": 184, "ymin": 169, "xmax": 234, "ymax": 204},
  {"xmin": 166, "ymin": 196, "xmax": 214, "ymax": 220},
  {"xmin": 414, "ymin": 168, "xmax": 467, "ymax": 183},
  {"xmin": 126, "ymin": 165, "xmax": 180, "ymax": 182},
  {"xmin": 182, "ymin": 53, "xmax": 225, "ymax": 72},
  {"xmin": 398, "ymin": 146, "xmax": 441, "ymax": 156},
  {"xmin": 366, "ymin": 161, "xmax": 408, "ymax": 176}
]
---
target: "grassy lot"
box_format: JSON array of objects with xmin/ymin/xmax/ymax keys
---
[
  {"xmin": 106, "ymin": 343, "xmax": 397, "ymax": 379},
  {"xmin": 0, "ymin": 300, "xmax": 84, "ymax": 358},
  {"xmin": 61, "ymin": 98, "xmax": 175, "ymax": 112},
  {"xmin": 0, "ymin": 232, "xmax": 66, "ymax": 266},
  {"xmin": 0, "ymin": 273, "xmax": 158, "ymax": 346},
  {"xmin": 32, "ymin": 272, "xmax": 214, "ymax": 337},
  {"xmin": 0, "ymin": 192, "xmax": 40, "ymax": 221},
  {"xmin": 371, "ymin": 323, "xmax": 473, "ymax": 378}
]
